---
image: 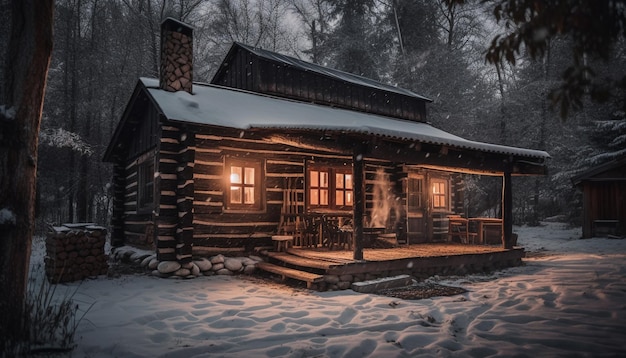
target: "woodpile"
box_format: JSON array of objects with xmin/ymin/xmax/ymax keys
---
[{"xmin": 45, "ymin": 223, "xmax": 108, "ymax": 283}]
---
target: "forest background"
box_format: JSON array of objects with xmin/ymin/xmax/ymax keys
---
[{"xmin": 29, "ymin": 0, "xmax": 626, "ymax": 231}]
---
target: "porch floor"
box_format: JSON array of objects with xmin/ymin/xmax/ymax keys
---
[
  {"xmin": 286, "ymin": 243, "xmax": 509, "ymax": 263},
  {"xmin": 257, "ymin": 243, "xmax": 524, "ymax": 291}
]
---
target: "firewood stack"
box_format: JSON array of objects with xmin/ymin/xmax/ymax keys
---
[
  {"xmin": 160, "ymin": 18, "xmax": 193, "ymax": 93},
  {"xmin": 45, "ymin": 223, "xmax": 108, "ymax": 283}
]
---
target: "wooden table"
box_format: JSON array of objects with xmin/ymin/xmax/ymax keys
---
[{"xmin": 469, "ymin": 218, "xmax": 502, "ymax": 245}]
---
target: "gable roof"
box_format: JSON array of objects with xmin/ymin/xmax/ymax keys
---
[
  {"xmin": 572, "ymin": 154, "xmax": 626, "ymax": 185},
  {"xmin": 212, "ymin": 42, "xmax": 432, "ymax": 103},
  {"xmin": 140, "ymin": 78, "xmax": 549, "ymax": 160}
]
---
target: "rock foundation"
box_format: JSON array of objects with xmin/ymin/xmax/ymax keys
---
[{"xmin": 112, "ymin": 246, "xmax": 262, "ymax": 278}]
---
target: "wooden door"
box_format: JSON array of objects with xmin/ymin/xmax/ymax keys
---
[{"xmin": 406, "ymin": 174, "xmax": 426, "ymax": 243}]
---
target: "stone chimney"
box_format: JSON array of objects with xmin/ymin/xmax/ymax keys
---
[{"xmin": 160, "ymin": 18, "xmax": 193, "ymax": 93}]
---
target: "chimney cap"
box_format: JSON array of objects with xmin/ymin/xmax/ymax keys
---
[{"xmin": 161, "ymin": 17, "xmax": 193, "ymax": 36}]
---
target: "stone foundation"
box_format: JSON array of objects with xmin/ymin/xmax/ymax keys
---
[
  {"xmin": 112, "ymin": 246, "xmax": 262, "ymax": 278},
  {"xmin": 309, "ymin": 256, "xmax": 524, "ymax": 291}
]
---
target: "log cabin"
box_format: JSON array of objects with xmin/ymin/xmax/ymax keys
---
[
  {"xmin": 103, "ymin": 18, "xmax": 550, "ymax": 264},
  {"xmin": 572, "ymin": 155, "xmax": 626, "ymax": 238}
]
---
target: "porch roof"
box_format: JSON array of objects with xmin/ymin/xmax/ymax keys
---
[{"xmin": 141, "ymin": 78, "xmax": 550, "ymax": 160}]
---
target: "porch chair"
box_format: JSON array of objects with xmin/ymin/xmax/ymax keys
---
[
  {"xmin": 300, "ymin": 214, "xmax": 321, "ymax": 247},
  {"xmin": 322, "ymin": 215, "xmax": 352, "ymax": 250},
  {"xmin": 448, "ymin": 215, "xmax": 472, "ymax": 244},
  {"xmin": 278, "ymin": 180, "xmax": 304, "ymax": 246}
]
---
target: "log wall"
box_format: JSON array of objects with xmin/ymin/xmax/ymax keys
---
[
  {"xmin": 118, "ymin": 124, "xmax": 463, "ymax": 254},
  {"xmin": 121, "ymin": 154, "xmax": 155, "ymax": 247}
]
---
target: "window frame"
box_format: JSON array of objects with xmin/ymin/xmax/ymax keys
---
[
  {"xmin": 224, "ymin": 157, "xmax": 265, "ymax": 212},
  {"xmin": 307, "ymin": 164, "xmax": 353, "ymax": 211},
  {"xmin": 137, "ymin": 153, "xmax": 155, "ymax": 213},
  {"xmin": 431, "ymin": 178, "xmax": 449, "ymax": 211}
]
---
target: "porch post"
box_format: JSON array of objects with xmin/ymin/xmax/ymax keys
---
[
  {"xmin": 352, "ymin": 145, "xmax": 365, "ymax": 260},
  {"xmin": 502, "ymin": 162, "xmax": 513, "ymax": 249}
]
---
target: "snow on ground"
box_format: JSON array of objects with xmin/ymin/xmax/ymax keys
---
[{"xmin": 32, "ymin": 222, "xmax": 626, "ymax": 357}]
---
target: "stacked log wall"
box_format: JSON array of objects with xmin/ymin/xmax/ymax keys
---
[
  {"xmin": 122, "ymin": 157, "xmax": 154, "ymax": 247},
  {"xmin": 156, "ymin": 125, "xmax": 182, "ymax": 261},
  {"xmin": 192, "ymin": 132, "xmax": 310, "ymax": 248},
  {"xmin": 364, "ymin": 162, "xmax": 400, "ymax": 231},
  {"xmin": 110, "ymin": 161, "xmax": 126, "ymax": 247},
  {"xmin": 126, "ymin": 125, "xmax": 463, "ymax": 252}
]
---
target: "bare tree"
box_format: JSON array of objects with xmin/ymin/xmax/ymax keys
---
[
  {"xmin": 0, "ymin": 0, "xmax": 54, "ymax": 349},
  {"xmin": 196, "ymin": 0, "xmax": 300, "ymax": 78},
  {"xmin": 290, "ymin": 0, "xmax": 333, "ymax": 63}
]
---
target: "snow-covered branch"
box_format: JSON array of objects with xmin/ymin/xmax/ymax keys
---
[{"xmin": 39, "ymin": 128, "xmax": 93, "ymax": 155}]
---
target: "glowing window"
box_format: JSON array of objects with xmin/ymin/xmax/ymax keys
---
[
  {"xmin": 226, "ymin": 159, "xmax": 263, "ymax": 210},
  {"xmin": 432, "ymin": 180, "xmax": 448, "ymax": 209},
  {"xmin": 308, "ymin": 165, "xmax": 352, "ymax": 210}
]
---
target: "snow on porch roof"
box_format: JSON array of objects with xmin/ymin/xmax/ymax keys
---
[{"xmin": 141, "ymin": 78, "xmax": 550, "ymax": 160}]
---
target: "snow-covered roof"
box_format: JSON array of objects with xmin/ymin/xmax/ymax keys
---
[
  {"xmin": 219, "ymin": 42, "xmax": 433, "ymax": 103},
  {"xmin": 141, "ymin": 78, "xmax": 550, "ymax": 160}
]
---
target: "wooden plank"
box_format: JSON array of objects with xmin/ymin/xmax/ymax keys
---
[
  {"xmin": 265, "ymin": 252, "xmax": 334, "ymax": 270},
  {"xmin": 286, "ymin": 248, "xmax": 355, "ymax": 264},
  {"xmin": 256, "ymin": 262, "xmax": 325, "ymax": 287}
]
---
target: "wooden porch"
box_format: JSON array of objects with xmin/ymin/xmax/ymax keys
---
[{"xmin": 256, "ymin": 243, "xmax": 524, "ymax": 291}]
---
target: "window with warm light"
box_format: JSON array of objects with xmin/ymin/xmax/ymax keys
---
[
  {"xmin": 308, "ymin": 165, "xmax": 352, "ymax": 210},
  {"xmin": 432, "ymin": 179, "xmax": 448, "ymax": 209},
  {"xmin": 226, "ymin": 159, "xmax": 263, "ymax": 210}
]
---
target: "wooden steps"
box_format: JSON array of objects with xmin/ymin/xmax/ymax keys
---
[
  {"xmin": 265, "ymin": 251, "xmax": 336, "ymax": 270},
  {"xmin": 256, "ymin": 262, "xmax": 324, "ymax": 288}
]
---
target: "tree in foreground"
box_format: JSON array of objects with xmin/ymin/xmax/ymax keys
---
[
  {"xmin": 448, "ymin": 0, "xmax": 626, "ymax": 118},
  {"xmin": 0, "ymin": 0, "xmax": 54, "ymax": 351}
]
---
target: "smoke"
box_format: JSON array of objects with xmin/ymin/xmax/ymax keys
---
[{"xmin": 368, "ymin": 168, "xmax": 402, "ymax": 229}]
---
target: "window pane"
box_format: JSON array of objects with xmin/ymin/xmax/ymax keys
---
[
  {"xmin": 320, "ymin": 172, "xmax": 328, "ymax": 188},
  {"xmin": 310, "ymin": 189, "xmax": 319, "ymax": 205},
  {"xmin": 244, "ymin": 167, "xmax": 255, "ymax": 185},
  {"xmin": 320, "ymin": 189, "xmax": 328, "ymax": 205},
  {"xmin": 310, "ymin": 170, "xmax": 319, "ymax": 187},
  {"xmin": 346, "ymin": 191, "xmax": 353, "ymax": 205},
  {"xmin": 230, "ymin": 166, "xmax": 242, "ymax": 184},
  {"xmin": 336, "ymin": 173, "xmax": 344, "ymax": 189},
  {"xmin": 230, "ymin": 187, "xmax": 242, "ymax": 203},
  {"xmin": 345, "ymin": 174, "xmax": 352, "ymax": 189},
  {"xmin": 336, "ymin": 190, "xmax": 344, "ymax": 205},
  {"xmin": 244, "ymin": 187, "xmax": 255, "ymax": 204}
]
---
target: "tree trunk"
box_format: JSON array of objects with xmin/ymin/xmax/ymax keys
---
[{"xmin": 0, "ymin": 0, "xmax": 54, "ymax": 349}]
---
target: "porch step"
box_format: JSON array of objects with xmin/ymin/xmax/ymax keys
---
[
  {"xmin": 256, "ymin": 262, "xmax": 325, "ymax": 289},
  {"xmin": 265, "ymin": 251, "xmax": 336, "ymax": 271}
]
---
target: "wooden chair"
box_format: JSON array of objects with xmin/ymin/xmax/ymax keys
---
[
  {"xmin": 322, "ymin": 215, "xmax": 352, "ymax": 250},
  {"xmin": 301, "ymin": 214, "xmax": 321, "ymax": 247},
  {"xmin": 278, "ymin": 179, "xmax": 304, "ymax": 246},
  {"xmin": 278, "ymin": 213, "xmax": 302, "ymax": 246},
  {"xmin": 448, "ymin": 215, "xmax": 470, "ymax": 244}
]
